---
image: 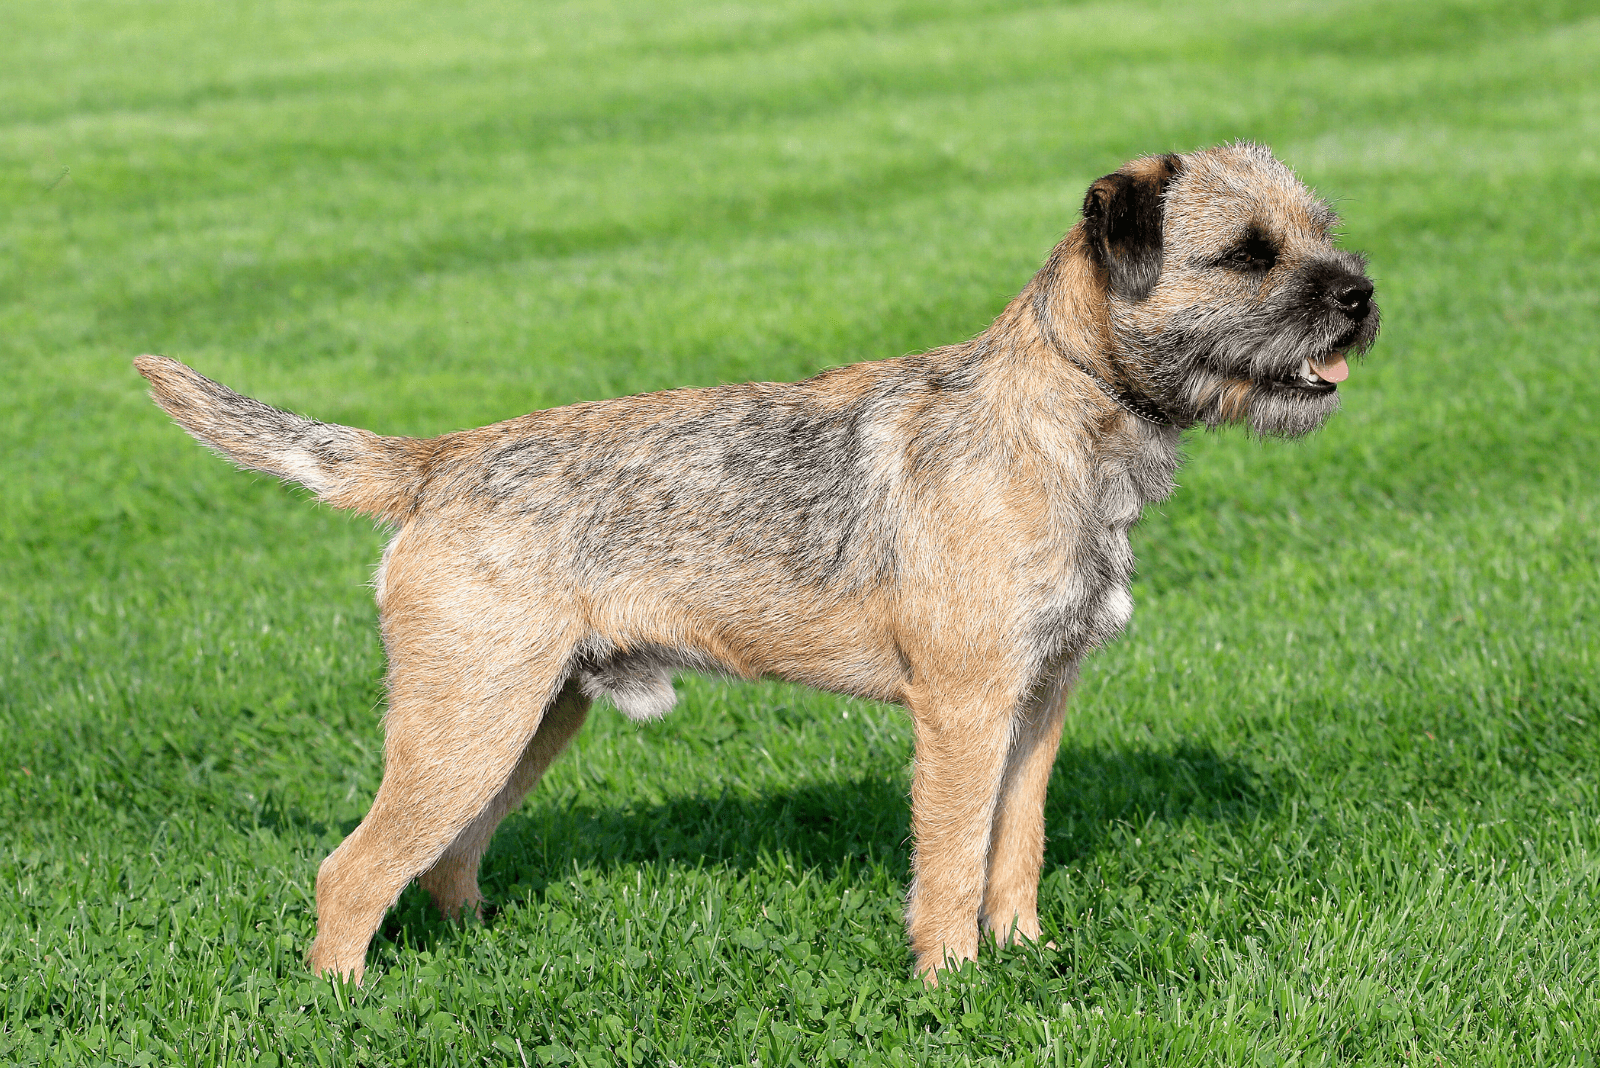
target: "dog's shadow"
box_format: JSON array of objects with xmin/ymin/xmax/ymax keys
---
[{"xmin": 379, "ymin": 739, "xmax": 1271, "ymax": 952}]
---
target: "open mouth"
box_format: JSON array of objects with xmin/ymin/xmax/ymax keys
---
[{"xmin": 1268, "ymin": 353, "xmax": 1347, "ymax": 393}]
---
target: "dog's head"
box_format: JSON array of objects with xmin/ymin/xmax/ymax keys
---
[{"xmin": 1080, "ymin": 142, "xmax": 1379, "ymax": 437}]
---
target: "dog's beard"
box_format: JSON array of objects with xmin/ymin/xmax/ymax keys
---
[
  {"xmin": 1145, "ymin": 279, "xmax": 1380, "ymax": 439},
  {"xmin": 1187, "ymin": 371, "xmax": 1344, "ymax": 438}
]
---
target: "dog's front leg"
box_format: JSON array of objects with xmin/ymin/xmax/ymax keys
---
[
  {"xmin": 981, "ymin": 662, "xmax": 1075, "ymax": 946},
  {"xmin": 904, "ymin": 688, "xmax": 1016, "ymax": 982}
]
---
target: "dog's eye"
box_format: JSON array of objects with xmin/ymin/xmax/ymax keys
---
[{"xmin": 1222, "ymin": 237, "xmax": 1277, "ymax": 272}]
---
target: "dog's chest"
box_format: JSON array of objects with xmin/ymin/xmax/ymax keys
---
[{"xmin": 1033, "ymin": 430, "xmax": 1178, "ymax": 656}]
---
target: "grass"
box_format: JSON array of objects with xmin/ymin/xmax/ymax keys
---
[{"xmin": 3, "ymin": 0, "xmax": 1599, "ymax": 1063}]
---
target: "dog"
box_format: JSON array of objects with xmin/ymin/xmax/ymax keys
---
[{"xmin": 135, "ymin": 141, "xmax": 1378, "ymax": 984}]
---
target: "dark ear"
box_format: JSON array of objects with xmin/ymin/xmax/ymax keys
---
[{"xmin": 1082, "ymin": 154, "xmax": 1181, "ymax": 300}]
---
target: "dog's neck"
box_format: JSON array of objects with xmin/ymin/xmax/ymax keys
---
[
  {"xmin": 928, "ymin": 235, "xmax": 1183, "ymax": 513},
  {"xmin": 1021, "ymin": 228, "xmax": 1182, "ymax": 430},
  {"xmin": 1054, "ymin": 350, "xmax": 1177, "ymax": 427}
]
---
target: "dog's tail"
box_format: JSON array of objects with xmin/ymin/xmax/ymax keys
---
[{"xmin": 134, "ymin": 355, "xmax": 427, "ymax": 522}]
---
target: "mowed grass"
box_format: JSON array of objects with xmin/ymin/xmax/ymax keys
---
[{"xmin": 3, "ymin": 0, "xmax": 1599, "ymax": 1063}]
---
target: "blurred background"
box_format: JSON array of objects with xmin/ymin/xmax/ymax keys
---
[{"xmin": 3, "ymin": 1, "xmax": 1598, "ymax": 1064}]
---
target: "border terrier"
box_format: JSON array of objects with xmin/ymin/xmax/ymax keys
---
[{"xmin": 136, "ymin": 141, "xmax": 1378, "ymax": 983}]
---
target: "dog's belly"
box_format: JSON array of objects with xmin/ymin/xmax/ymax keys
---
[{"xmin": 574, "ymin": 615, "xmax": 910, "ymax": 722}]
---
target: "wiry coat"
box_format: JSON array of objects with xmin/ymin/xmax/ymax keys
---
[{"xmin": 136, "ymin": 142, "xmax": 1377, "ymax": 984}]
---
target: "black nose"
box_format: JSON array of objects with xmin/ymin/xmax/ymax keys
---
[{"xmin": 1331, "ymin": 278, "xmax": 1374, "ymax": 320}]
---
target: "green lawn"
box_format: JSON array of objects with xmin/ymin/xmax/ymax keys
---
[{"xmin": 4, "ymin": 0, "xmax": 1599, "ymax": 1064}]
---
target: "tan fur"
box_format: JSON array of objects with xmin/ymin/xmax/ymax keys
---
[{"xmin": 134, "ymin": 142, "xmax": 1377, "ymax": 986}]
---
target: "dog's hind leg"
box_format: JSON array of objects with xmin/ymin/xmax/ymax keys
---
[
  {"xmin": 417, "ymin": 680, "xmax": 591, "ymax": 919},
  {"xmin": 980, "ymin": 662, "xmax": 1074, "ymax": 946},
  {"xmin": 306, "ymin": 604, "xmax": 580, "ymax": 984}
]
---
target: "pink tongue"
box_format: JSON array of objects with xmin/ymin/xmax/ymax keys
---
[{"xmin": 1312, "ymin": 355, "xmax": 1349, "ymax": 383}]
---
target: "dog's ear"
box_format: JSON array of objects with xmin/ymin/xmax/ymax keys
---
[{"xmin": 1082, "ymin": 154, "xmax": 1181, "ymax": 301}]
